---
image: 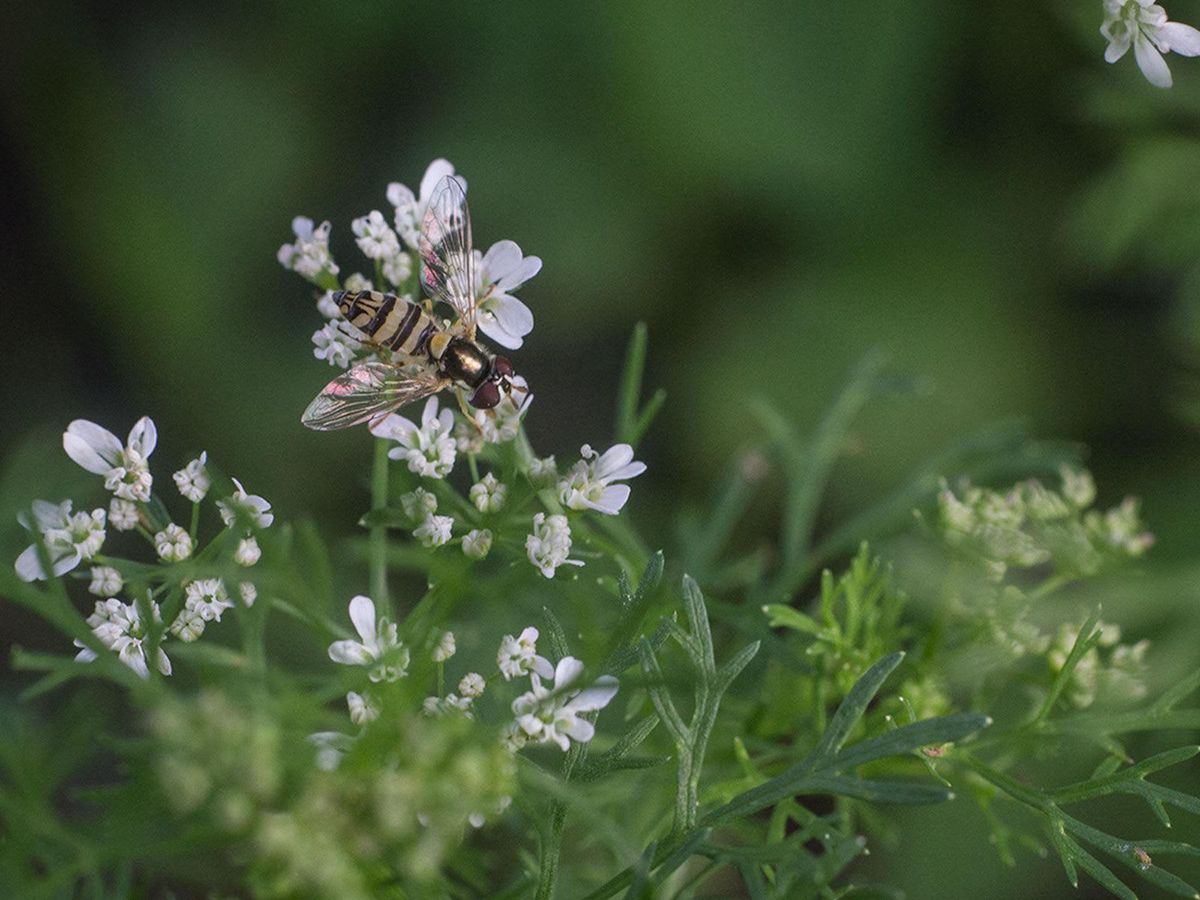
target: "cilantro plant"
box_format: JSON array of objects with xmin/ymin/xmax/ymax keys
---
[{"xmin": 2, "ymin": 158, "xmax": 1199, "ymax": 900}]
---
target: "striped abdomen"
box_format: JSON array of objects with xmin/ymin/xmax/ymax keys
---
[{"xmin": 335, "ymin": 290, "xmax": 439, "ymax": 356}]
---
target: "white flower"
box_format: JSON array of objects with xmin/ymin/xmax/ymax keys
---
[
  {"xmin": 462, "ymin": 528, "xmax": 493, "ymax": 560},
  {"xmin": 89, "ymin": 565, "xmax": 123, "ymax": 597},
  {"xmin": 312, "ymin": 321, "xmax": 362, "ymax": 369},
  {"xmin": 343, "ymin": 272, "xmax": 374, "ymax": 294},
  {"xmin": 459, "ymin": 672, "xmax": 486, "ymax": 698},
  {"xmin": 277, "ymin": 216, "xmax": 339, "ymax": 280},
  {"xmin": 154, "ymin": 523, "xmax": 193, "ymax": 562},
  {"xmin": 63, "ymin": 417, "xmax": 156, "ymax": 502},
  {"xmin": 371, "ymin": 396, "xmax": 457, "ymax": 479},
  {"xmin": 387, "ymin": 158, "xmax": 462, "ymax": 250},
  {"xmin": 528, "ymin": 455, "xmax": 557, "ymax": 487},
  {"xmin": 432, "ymin": 630, "xmax": 457, "ymax": 662},
  {"xmin": 525, "ymin": 513, "xmax": 583, "ymax": 578},
  {"xmin": 170, "ymin": 578, "xmax": 234, "ymax": 642},
  {"xmin": 497, "ymin": 626, "xmax": 554, "ymax": 681},
  {"xmin": 239, "ymin": 581, "xmax": 257, "ymax": 607},
  {"xmin": 74, "ymin": 598, "xmax": 172, "ymax": 679},
  {"xmin": 469, "ymin": 472, "xmax": 508, "ymax": 513},
  {"xmin": 173, "ymin": 452, "xmax": 211, "ymax": 503},
  {"xmin": 1102, "ymin": 0, "xmax": 1200, "ymax": 87},
  {"xmin": 14, "ymin": 500, "xmax": 106, "ymax": 582},
  {"xmin": 501, "ymin": 720, "xmax": 528, "ymax": 753},
  {"xmin": 558, "ymin": 443, "xmax": 647, "ymax": 515},
  {"xmin": 327, "ymin": 595, "xmax": 410, "ymax": 682},
  {"xmin": 454, "ymin": 421, "xmax": 486, "ymax": 455},
  {"xmin": 400, "ymin": 488, "xmax": 438, "ymax": 521},
  {"xmin": 235, "ymin": 536, "xmax": 261, "ymax": 567},
  {"xmin": 351, "ymin": 209, "xmax": 402, "ymax": 260},
  {"xmin": 347, "ymin": 691, "xmax": 380, "ymax": 725},
  {"xmin": 109, "ymin": 498, "xmax": 139, "ymax": 531},
  {"xmin": 471, "ymin": 240, "xmax": 540, "ymax": 350},
  {"xmin": 217, "ymin": 478, "xmax": 274, "ymax": 529},
  {"xmin": 414, "ymin": 514, "xmax": 454, "ymax": 548},
  {"xmin": 511, "ymin": 657, "xmax": 618, "ymax": 751},
  {"xmin": 382, "ymin": 251, "xmax": 413, "ymax": 287},
  {"xmin": 468, "ymin": 376, "xmax": 532, "ymax": 444}
]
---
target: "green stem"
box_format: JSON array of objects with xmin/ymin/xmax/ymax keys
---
[
  {"xmin": 188, "ymin": 502, "xmax": 200, "ymax": 542},
  {"xmin": 370, "ymin": 438, "xmax": 391, "ymax": 612},
  {"xmin": 536, "ymin": 739, "xmax": 586, "ymax": 900}
]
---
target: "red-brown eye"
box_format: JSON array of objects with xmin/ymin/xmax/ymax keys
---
[
  {"xmin": 492, "ymin": 356, "xmax": 514, "ymax": 378},
  {"xmin": 470, "ymin": 381, "xmax": 501, "ymax": 409}
]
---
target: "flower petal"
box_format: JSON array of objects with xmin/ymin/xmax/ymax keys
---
[
  {"xmin": 63, "ymin": 420, "xmax": 123, "ymax": 474},
  {"xmin": 328, "ymin": 639, "xmax": 374, "ymax": 666},
  {"xmin": 478, "ymin": 315, "xmax": 525, "ymax": 350},
  {"xmin": 561, "ymin": 716, "xmax": 596, "ymax": 743},
  {"xmin": 14, "ymin": 544, "xmax": 46, "ymax": 581},
  {"xmin": 386, "ymin": 182, "xmax": 414, "ymax": 208},
  {"xmin": 1135, "ymin": 31, "xmax": 1173, "ymax": 86},
  {"xmin": 532, "ymin": 654, "xmax": 555, "ymax": 678},
  {"xmin": 1159, "ymin": 21, "xmax": 1200, "ymax": 56},
  {"xmin": 419, "ymin": 159, "xmax": 457, "ymax": 202},
  {"xmin": 347, "ymin": 595, "xmax": 377, "ymax": 643},
  {"xmin": 491, "ymin": 295, "xmax": 534, "ymax": 337},
  {"xmin": 370, "ymin": 412, "xmax": 418, "ymax": 442},
  {"xmin": 553, "ymin": 656, "xmax": 585, "ymax": 691},
  {"xmin": 29, "ymin": 499, "xmax": 70, "ymax": 530},
  {"xmin": 127, "ymin": 416, "xmax": 157, "ymax": 458},
  {"xmin": 568, "ymin": 675, "xmax": 619, "ymax": 712},
  {"xmin": 589, "ymin": 484, "xmax": 631, "ymax": 515},
  {"xmin": 481, "ymin": 241, "xmax": 523, "ymax": 282}
]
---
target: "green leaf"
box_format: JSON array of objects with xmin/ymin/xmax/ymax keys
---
[
  {"xmin": 1036, "ymin": 606, "xmax": 1104, "ymax": 723},
  {"xmin": 761, "ymin": 604, "xmax": 824, "ymax": 636},
  {"xmin": 810, "ymin": 652, "xmax": 905, "ymax": 764},
  {"xmin": 832, "ymin": 712, "xmax": 991, "ymax": 771}
]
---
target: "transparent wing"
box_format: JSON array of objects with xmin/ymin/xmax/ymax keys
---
[
  {"xmin": 301, "ymin": 361, "xmax": 448, "ymax": 431},
  {"xmin": 418, "ymin": 174, "xmax": 476, "ymax": 335}
]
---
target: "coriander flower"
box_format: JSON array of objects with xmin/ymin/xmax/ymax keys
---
[
  {"xmin": 382, "ymin": 251, "xmax": 412, "ymax": 287},
  {"xmin": 454, "ymin": 421, "xmax": 485, "ymax": 455},
  {"xmin": 1102, "ymin": 0, "xmax": 1200, "ymax": 88},
  {"xmin": 433, "ymin": 630, "xmax": 457, "ymax": 662},
  {"xmin": 63, "ymin": 417, "xmax": 156, "ymax": 502},
  {"xmin": 459, "ymin": 672, "xmax": 486, "ymax": 698},
  {"xmin": 463, "ymin": 528, "xmax": 493, "ymax": 559},
  {"xmin": 173, "ymin": 452, "xmax": 211, "ymax": 502},
  {"xmin": 371, "ymin": 396, "xmax": 457, "ymax": 479},
  {"xmin": 351, "ymin": 209, "xmax": 402, "ymax": 260},
  {"xmin": 525, "ymin": 513, "xmax": 583, "ymax": 578},
  {"xmin": 277, "ymin": 216, "xmax": 339, "ymax": 280},
  {"xmin": 559, "ymin": 443, "xmax": 646, "ymax": 515},
  {"xmin": 343, "ymin": 272, "xmax": 374, "ymax": 294},
  {"xmin": 328, "ymin": 594, "xmax": 410, "ymax": 682},
  {"xmin": 387, "ymin": 158, "xmax": 462, "ymax": 250},
  {"xmin": 528, "ymin": 455, "xmax": 558, "ymax": 487},
  {"xmin": 235, "ymin": 536, "xmax": 261, "ymax": 567},
  {"xmin": 511, "ymin": 657, "xmax": 619, "ymax": 752},
  {"xmin": 1060, "ymin": 466, "xmax": 1097, "ymax": 508},
  {"xmin": 170, "ymin": 578, "xmax": 234, "ymax": 642},
  {"xmin": 400, "ymin": 487, "xmax": 438, "ymax": 521},
  {"xmin": 154, "ymin": 523, "xmax": 194, "ymax": 562},
  {"xmin": 469, "ymin": 472, "xmax": 507, "ymax": 513},
  {"xmin": 472, "ymin": 240, "xmax": 540, "ymax": 350},
  {"xmin": 347, "ymin": 691, "xmax": 380, "ymax": 725},
  {"xmin": 89, "ymin": 565, "xmax": 123, "ymax": 597},
  {"xmin": 497, "ymin": 626, "xmax": 554, "ymax": 681},
  {"xmin": 414, "ymin": 513, "xmax": 454, "ymax": 548},
  {"xmin": 15, "ymin": 500, "xmax": 106, "ymax": 582},
  {"xmin": 423, "ymin": 693, "xmax": 473, "ymax": 717},
  {"xmin": 217, "ymin": 478, "xmax": 274, "ymax": 529},
  {"xmin": 109, "ymin": 498, "xmax": 139, "ymax": 531},
  {"xmin": 312, "ymin": 321, "xmax": 361, "ymax": 369},
  {"xmin": 75, "ymin": 598, "xmax": 172, "ymax": 679}
]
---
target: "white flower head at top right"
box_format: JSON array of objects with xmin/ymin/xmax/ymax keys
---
[{"xmin": 1102, "ymin": 0, "xmax": 1200, "ymax": 87}]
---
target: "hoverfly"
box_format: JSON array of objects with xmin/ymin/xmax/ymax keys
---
[{"xmin": 301, "ymin": 175, "xmax": 526, "ymax": 431}]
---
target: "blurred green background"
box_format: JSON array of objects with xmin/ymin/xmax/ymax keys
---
[{"xmin": 5, "ymin": 1, "xmax": 1200, "ymax": 896}]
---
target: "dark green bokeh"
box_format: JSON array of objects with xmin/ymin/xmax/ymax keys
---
[{"xmin": 4, "ymin": 2, "xmax": 1200, "ymax": 896}]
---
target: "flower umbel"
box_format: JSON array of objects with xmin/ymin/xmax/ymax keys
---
[
  {"xmin": 173, "ymin": 452, "xmax": 211, "ymax": 503},
  {"xmin": 75, "ymin": 598, "xmax": 172, "ymax": 679},
  {"xmin": 525, "ymin": 513, "xmax": 583, "ymax": 578},
  {"xmin": 371, "ymin": 397, "xmax": 457, "ymax": 479},
  {"xmin": 498, "ymin": 626, "xmax": 554, "ymax": 681}
]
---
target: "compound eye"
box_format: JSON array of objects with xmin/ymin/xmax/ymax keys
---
[
  {"xmin": 492, "ymin": 356, "xmax": 514, "ymax": 378},
  {"xmin": 470, "ymin": 381, "xmax": 501, "ymax": 410}
]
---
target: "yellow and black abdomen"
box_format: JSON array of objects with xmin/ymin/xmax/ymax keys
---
[{"xmin": 335, "ymin": 290, "xmax": 439, "ymax": 356}]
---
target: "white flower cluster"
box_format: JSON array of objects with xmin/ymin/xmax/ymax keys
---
[
  {"xmin": 558, "ymin": 443, "xmax": 646, "ymax": 515},
  {"xmin": 372, "ymin": 397, "xmax": 457, "ymax": 479},
  {"xmin": 14, "ymin": 416, "xmax": 273, "ymax": 677},
  {"xmin": 277, "ymin": 216, "xmax": 339, "ymax": 282},
  {"xmin": 526, "ymin": 513, "xmax": 583, "ymax": 579},
  {"xmin": 1102, "ymin": 0, "xmax": 1200, "ymax": 87},
  {"xmin": 508, "ymin": 655, "xmax": 618, "ymax": 752}
]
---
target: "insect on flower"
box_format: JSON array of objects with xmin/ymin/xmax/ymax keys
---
[{"xmin": 302, "ymin": 176, "xmax": 529, "ymax": 430}]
